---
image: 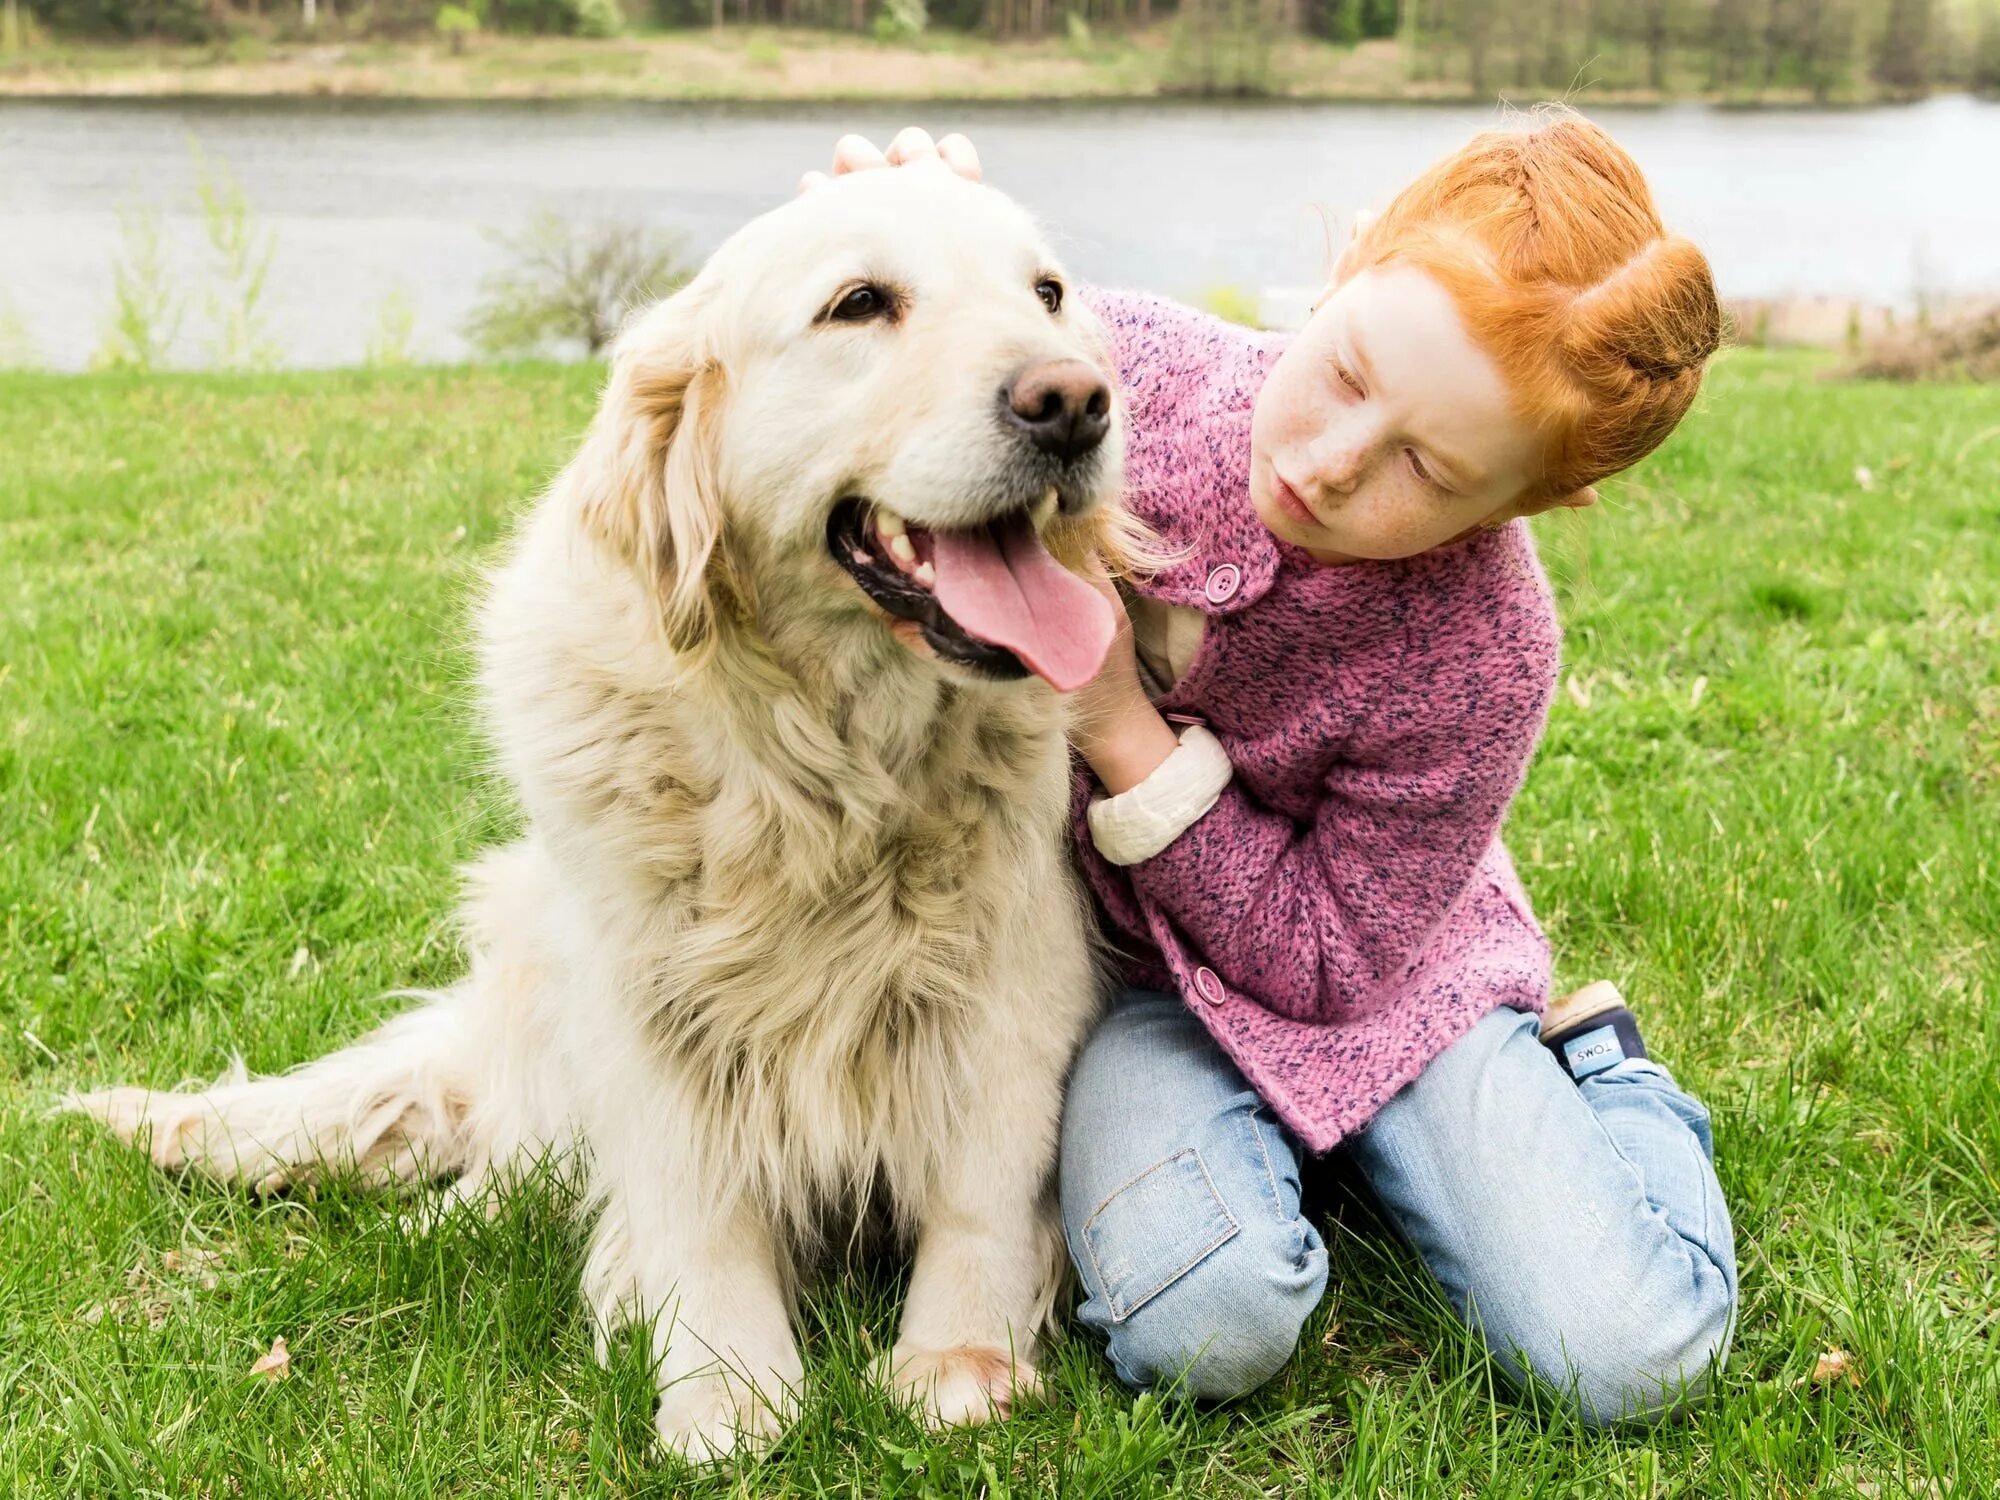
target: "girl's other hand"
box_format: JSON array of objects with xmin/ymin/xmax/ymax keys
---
[{"xmin": 798, "ymin": 129, "xmax": 982, "ymax": 193}]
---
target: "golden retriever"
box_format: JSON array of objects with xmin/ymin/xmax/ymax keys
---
[{"xmin": 74, "ymin": 161, "xmax": 1137, "ymax": 1460}]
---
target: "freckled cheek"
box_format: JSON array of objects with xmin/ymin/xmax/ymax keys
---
[
  {"xmin": 1269, "ymin": 373, "xmax": 1335, "ymax": 454},
  {"xmin": 1347, "ymin": 483, "xmax": 1448, "ymax": 557}
]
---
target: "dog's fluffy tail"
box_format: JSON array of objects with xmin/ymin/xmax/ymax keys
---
[
  {"xmin": 72, "ymin": 843, "xmax": 576, "ymax": 1198},
  {"xmin": 68, "ymin": 988, "xmax": 489, "ymax": 1195}
]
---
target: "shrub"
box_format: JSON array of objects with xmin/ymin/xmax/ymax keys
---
[
  {"xmin": 1836, "ymin": 306, "xmax": 2000, "ymax": 383},
  {"xmin": 1198, "ymin": 284, "xmax": 1261, "ymax": 328},
  {"xmin": 27, "ymin": 0, "xmax": 223, "ymax": 42},
  {"xmin": 465, "ymin": 212, "xmax": 688, "ymax": 360},
  {"xmin": 193, "ymin": 146, "xmax": 281, "ymax": 371},
  {"xmin": 483, "ymin": 0, "xmax": 582, "ymax": 32},
  {"xmin": 364, "ymin": 289, "xmax": 418, "ymax": 367},
  {"xmin": 574, "ymin": 0, "xmax": 620, "ymax": 35},
  {"xmin": 435, "ymin": 2, "xmax": 478, "ymax": 50},
  {"xmin": 91, "ymin": 206, "xmax": 181, "ymax": 373},
  {"xmin": 0, "ymin": 295, "xmax": 38, "ymax": 371},
  {"xmin": 872, "ymin": 0, "xmax": 924, "ymax": 43}
]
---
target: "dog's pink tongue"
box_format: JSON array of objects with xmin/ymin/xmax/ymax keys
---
[{"xmin": 930, "ymin": 517, "xmax": 1115, "ymax": 692}]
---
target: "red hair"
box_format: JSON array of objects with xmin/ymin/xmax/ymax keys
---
[{"xmin": 1349, "ymin": 105, "xmax": 1721, "ymax": 500}]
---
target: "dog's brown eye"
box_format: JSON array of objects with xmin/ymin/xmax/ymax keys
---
[
  {"xmin": 831, "ymin": 285, "xmax": 889, "ymax": 322},
  {"xmin": 1035, "ymin": 279, "xmax": 1064, "ymax": 315}
]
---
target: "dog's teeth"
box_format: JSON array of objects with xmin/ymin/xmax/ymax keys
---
[
  {"xmin": 889, "ymin": 534, "xmax": 917, "ymax": 566},
  {"xmin": 915, "ymin": 561, "xmax": 935, "ymax": 587},
  {"xmin": 876, "ymin": 509, "xmax": 907, "ymax": 540}
]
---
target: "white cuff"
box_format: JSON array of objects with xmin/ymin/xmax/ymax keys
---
[{"xmin": 1086, "ymin": 723, "xmax": 1234, "ymax": 867}]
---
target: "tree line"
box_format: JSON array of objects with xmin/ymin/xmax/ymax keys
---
[
  {"xmin": 21, "ymin": 0, "xmax": 2000, "ymax": 98},
  {"xmin": 1397, "ymin": 0, "xmax": 2000, "ymax": 99}
]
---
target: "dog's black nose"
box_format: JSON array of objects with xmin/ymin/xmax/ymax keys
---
[{"xmin": 1002, "ymin": 360, "xmax": 1111, "ymax": 463}]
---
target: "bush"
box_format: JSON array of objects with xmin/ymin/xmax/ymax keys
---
[
  {"xmin": 193, "ymin": 146, "xmax": 281, "ymax": 371},
  {"xmin": 363, "ymin": 289, "xmax": 418, "ymax": 368},
  {"xmin": 1836, "ymin": 306, "xmax": 2000, "ymax": 383},
  {"xmin": 574, "ymin": 0, "xmax": 621, "ymax": 37},
  {"xmin": 435, "ymin": 2, "xmax": 478, "ymax": 51},
  {"xmin": 0, "ymin": 296, "xmax": 39, "ymax": 372},
  {"xmin": 872, "ymin": 0, "xmax": 924, "ymax": 43},
  {"xmin": 649, "ymin": 0, "xmax": 709, "ymax": 27},
  {"xmin": 483, "ymin": 0, "xmax": 583, "ymax": 33},
  {"xmin": 91, "ymin": 205, "xmax": 181, "ymax": 373},
  {"xmin": 27, "ymin": 0, "xmax": 224, "ymax": 42},
  {"xmin": 465, "ymin": 212, "xmax": 688, "ymax": 360},
  {"xmin": 1198, "ymin": 284, "xmax": 1261, "ymax": 328}
]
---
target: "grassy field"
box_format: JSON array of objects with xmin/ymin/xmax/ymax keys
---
[{"xmin": 1, "ymin": 353, "xmax": 1995, "ymax": 1495}]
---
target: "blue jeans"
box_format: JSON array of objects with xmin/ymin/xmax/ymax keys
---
[{"xmin": 1059, "ymin": 992, "xmax": 1737, "ymax": 1426}]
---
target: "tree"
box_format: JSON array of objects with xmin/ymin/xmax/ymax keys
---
[
  {"xmin": 1976, "ymin": 1, "xmax": 2000, "ymax": 92},
  {"xmin": 1875, "ymin": 0, "xmax": 1932, "ymax": 91}
]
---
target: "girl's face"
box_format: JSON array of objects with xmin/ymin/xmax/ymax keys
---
[{"xmin": 1250, "ymin": 264, "xmax": 1579, "ymax": 563}]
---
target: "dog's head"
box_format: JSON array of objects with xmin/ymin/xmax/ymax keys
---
[{"xmin": 566, "ymin": 163, "xmax": 1128, "ymax": 692}]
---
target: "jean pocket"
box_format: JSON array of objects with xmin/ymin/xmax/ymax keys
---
[{"xmin": 1082, "ymin": 1147, "xmax": 1240, "ymax": 1323}]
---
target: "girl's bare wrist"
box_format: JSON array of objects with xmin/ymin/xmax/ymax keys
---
[{"xmin": 1078, "ymin": 694, "xmax": 1180, "ymax": 796}]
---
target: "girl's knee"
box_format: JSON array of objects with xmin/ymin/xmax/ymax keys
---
[
  {"xmin": 1102, "ymin": 1224, "xmax": 1325, "ymax": 1401},
  {"xmin": 1495, "ymin": 1282, "xmax": 1735, "ymax": 1426}
]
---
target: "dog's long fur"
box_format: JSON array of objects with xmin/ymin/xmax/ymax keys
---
[{"xmin": 74, "ymin": 166, "xmax": 1133, "ymax": 1460}]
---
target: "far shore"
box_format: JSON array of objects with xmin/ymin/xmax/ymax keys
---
[{"xmin": 2, "ymin": 32, "xmax": 1984, "ymax": 106}]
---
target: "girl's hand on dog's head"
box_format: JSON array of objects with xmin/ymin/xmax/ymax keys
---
[{"xmin": 799, "ymin": 130, "xmax": 982, "ymax": 193}]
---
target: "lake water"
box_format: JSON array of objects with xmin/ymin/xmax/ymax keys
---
[{"xmin": 4, "ymin": 94, "xmax": 1998, "ymax": 370}]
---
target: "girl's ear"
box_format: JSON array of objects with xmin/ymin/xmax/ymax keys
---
[{"xmin": 1328, "ymin": 208, "xmax": 1377, "ymax": 289}]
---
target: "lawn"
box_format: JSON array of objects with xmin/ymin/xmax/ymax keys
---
[{"xmin": 1, "ymin": 354, "xmax": 1995, "ymax": 1495}]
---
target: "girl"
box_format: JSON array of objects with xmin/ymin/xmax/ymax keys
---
[{"xmin": 826, "ymin": 108, "xmax": 1733, "ymax": 1426}]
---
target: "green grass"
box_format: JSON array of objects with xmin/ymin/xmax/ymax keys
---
[{"xmin": 2, "ymin": 354, "xmax": 1996, "ymax": 1495}]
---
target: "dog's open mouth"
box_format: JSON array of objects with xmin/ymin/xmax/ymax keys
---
[{"xmin": 827, "ymin": 497, "xmax": 1115, "ymax": 691}]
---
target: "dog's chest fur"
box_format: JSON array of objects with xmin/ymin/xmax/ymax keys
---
[{"xmin": 508, "ymin": 617, "xmax": 1072, "ymax": 1214}]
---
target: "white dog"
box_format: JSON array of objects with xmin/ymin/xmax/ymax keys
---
[{"xmin": 75, "ymin": 163, "xmax": 1142, "ymax": 1460}]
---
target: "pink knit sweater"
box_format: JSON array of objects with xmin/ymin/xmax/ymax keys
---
[{"xmin": 1072, "ymin": 289, "xmax": 1563, "ymax": 1153}]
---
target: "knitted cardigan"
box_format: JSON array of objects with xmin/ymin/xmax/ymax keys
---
[{"xmin": 1071, "ymin": 288, "xmax": 1563, "ymax": 1153}]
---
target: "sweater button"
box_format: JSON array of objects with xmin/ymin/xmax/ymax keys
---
[
  {"xmin": 1193, "ymin": 966, "xmax": 1225, "ymax": 1006},
  {"xmin": 1203, "ymin": 563, "xmax": 1240, "ymax": 604}
]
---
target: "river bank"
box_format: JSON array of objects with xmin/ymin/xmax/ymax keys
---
[{"xmin": 1, "ymin": 32, "xmax": 1980, "ymax": 105}]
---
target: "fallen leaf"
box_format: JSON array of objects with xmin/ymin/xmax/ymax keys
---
[
  {"xmin": 1565, "ymin": 675, "xmax": 1592, "ymax": 710},
  {"xmin": 1810, "ymin": 1347, "xmax": 1859, "ymax": 1387},
  {"xmin": 160, "ymin": 1247, "xmax": 223, "ymax": 1276},
  {"xmin": 250, "ymin": 1336, "xmax": 291, "ymax": 1380},
  {"xmin": 1690, "ymin": 674, "xmax": 1708, "ymax": 709},
  {"xmin": 1854, "ymin": 465, "xmax": 1875, "ymax": 490}
]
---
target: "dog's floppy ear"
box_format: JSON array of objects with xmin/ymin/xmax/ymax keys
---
[{"xmin": 568, "ymin": 280, "xmax": 732, "ymax": 655}]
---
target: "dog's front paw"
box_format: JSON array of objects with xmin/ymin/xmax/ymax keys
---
[
  {"xmin": 654, "ymin": 1368, "xmax": 796, "ymax": 1464},
  {"xmin": 890, "ymin": 1342, "xmax": 1040, "ymax": 1428}
]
